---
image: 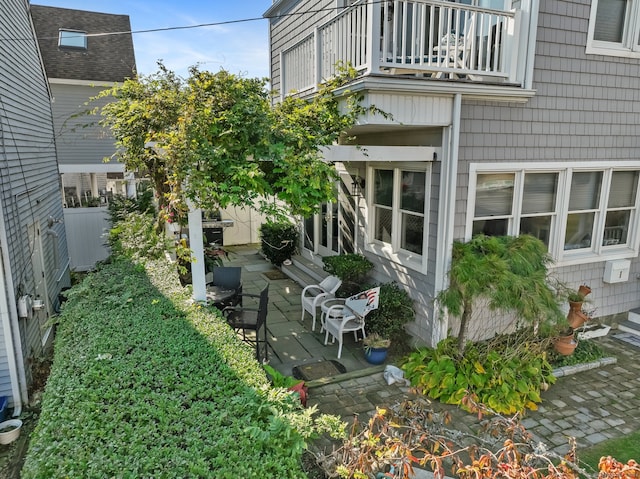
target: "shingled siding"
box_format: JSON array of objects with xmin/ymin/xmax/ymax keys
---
[
  {"xmin": 30, "ymin": 5, "xmax": 136, "ymax": 83},
  {"xmin": 0, "ymin": 0, "xmax": 70, "ymax": 399},
  {"xmin": 456, "ymin": 0, "xmax": 640, "ymax": 319}
]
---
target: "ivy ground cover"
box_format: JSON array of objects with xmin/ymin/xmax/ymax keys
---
[{"xmin": 21, "ymin": 258, "xmax": 315, "ymax": 478}]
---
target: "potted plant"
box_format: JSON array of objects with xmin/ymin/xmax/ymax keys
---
[
  {"xmin": 0, "ymin": 419, "xmax": 22, "ymax": 445},
  {"xmin": 263, "ymin": 364, "xmax": 308, "ymax": 407},
  {"xmin": 260, "ymin": 221, "xmax": 299, "ymax": 266},
  {"xmin": 553, "ymin": 327, "xmax": 577, "ymax": 355},
  {"xmin": 365, "ymin": 282, "xmax": 414, "ymax": 342},
  {"xmin": 567, "ymin": 291, "xmax": 586, "ymax": 313},
  {"xmin": 322, "ymin": 254, "xmax": 373, "ymax": 296},
  {"xmin": 359, "ymin": 282, "xmax": 415, "ymax": 364},
  {"xmin": 363, "ymin": 333, "xmax": 391, "ymax": 365}
]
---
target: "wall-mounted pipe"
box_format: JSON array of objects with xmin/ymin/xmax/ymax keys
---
[{"xmin": 46, "ymin": 228, "xmax": 60, "ymax": 274}]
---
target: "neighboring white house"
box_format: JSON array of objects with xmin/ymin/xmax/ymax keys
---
[
  {"xmin": 0, "ymin": 0, "xmax": 71, "ymax": 411},
  {"xmin": 30, "ymin": 4, "xmax": 137, "ymax": 271},
  {"xmin": 265, "ymin": 0, "xmax": 640, "ymax": 346}
]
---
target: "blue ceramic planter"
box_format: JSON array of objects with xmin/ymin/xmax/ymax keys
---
[{"xmin": 364, "ymin": 347, "xmax": 388, "ymax": 365}]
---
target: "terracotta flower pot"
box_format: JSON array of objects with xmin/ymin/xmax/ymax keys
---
[
  {"xmin": 554, "ymin": 338, "xmax": 577, "ymax": 355},
  {"xmin": 554, "ymin": 331, "xmax": 577, "ymax": 355},
  {"xmin": 569, "ymin": 300, "xmax": 583, "ymax": 312},
  {"xmin": 568, "ymin": 309, "xmax": 589, "ymax": 329},
  {"xmin": 578, "ymin": 284, "xmax": 592, "ymax": 297}
]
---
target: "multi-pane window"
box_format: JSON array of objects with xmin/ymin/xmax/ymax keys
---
[
  {"xmin": 520, "ymin": 173, "xmax": 558, "ymax": 247},
  {"xmin": 470, "ymin": 167, "xmax": 640, "ymax": 262},
  {"xmin": 472, "ymin": 173, "xmax": 514, "ymax": 237},
  {"xmin": 603, "ymin": 170, "xmax": 639, "ymax": 246},
  {"xmin": 371, "ymin": 166, "xmax": 427, "ymax": 259},
  {"xmin": 59, "ymin": 29, "xmax": 87, "ymax": 49},
  {"xmin": 587, "ymin": 0, "xmax": 640, "ymax": 57},
  {"xmin": 565, "ymin": 172, "xmax": 601, "ymax": 250}
]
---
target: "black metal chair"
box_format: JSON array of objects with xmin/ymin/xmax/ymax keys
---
[
  {"xmin": 207, "ymin": 266, "xmax": 242, "ymax": 308},
  {"xmin": 222, "ymin": 283, "xmax": 269, "ymax": 362}
]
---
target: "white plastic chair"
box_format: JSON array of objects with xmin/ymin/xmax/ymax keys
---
[
  {"xmin": 322, "ymin": 287, "xmax": 380, "ymax": 359},
  {"xmin": 300, "ymin": 276, "xmax": 342, "ymax": 331}
]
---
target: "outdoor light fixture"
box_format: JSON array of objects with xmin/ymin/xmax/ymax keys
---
[{"xmin": 351, "ymin": 176, "xmax": 365, "ymax": 196}]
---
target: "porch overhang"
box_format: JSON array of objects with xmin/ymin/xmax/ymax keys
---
[
  {"xmin": 336, "ymin": 75, "xmax": 536, "ymax": 103},
  {"xmin": 321, "ymin": 145, "xmax": 441, "ymax": 162}
]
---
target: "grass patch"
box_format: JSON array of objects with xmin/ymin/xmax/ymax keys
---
[{"xmin": 578, "ymin": 431, "xmax": 640, "ymax": 471}]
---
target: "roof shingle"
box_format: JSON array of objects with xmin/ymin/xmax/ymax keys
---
[{"xmin": 30, "ymin": 5, "xmax": 137, "ymax": 82}]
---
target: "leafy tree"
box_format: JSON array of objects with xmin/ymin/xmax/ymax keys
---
[
  {"xmin": 437, "ymin": 235, "xmax": 563, "ymax": 354},
  {"xmin": 96, "ymin": 63, "xmax": 376, "ymax": 225}
]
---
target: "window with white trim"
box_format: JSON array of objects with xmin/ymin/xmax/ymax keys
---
[
  {"xmin": 59, "ymin": 29, "xmax": 87, "ymax": 49},
  {"xmin": 586, "ymin": 0, "xmax": 640, "ymax": 57},
  {"xmin": 469, "ymin": 166, "xmax": 640, "ymax": 263},
  {"xmin": 369, "ymin": 164, "xmax": 429, "ymax": 268}
]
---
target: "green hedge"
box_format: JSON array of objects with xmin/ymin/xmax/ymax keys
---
[{"xmin": 22, "ymin": 257, "xmax": 335, "ymax": 478}]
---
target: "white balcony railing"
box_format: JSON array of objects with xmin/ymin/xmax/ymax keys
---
[{"xmin": 281, "ymin": 0, "xmax": 522, "ymax": 95}]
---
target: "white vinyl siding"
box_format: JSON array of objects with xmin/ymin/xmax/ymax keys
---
[
  {"xmin": 51, "ymin": 83, "xmax": 121, "ymax": 170},
  {"xmin": 0, "ymin": 0, "xmax": 70, "ymax": 400}
]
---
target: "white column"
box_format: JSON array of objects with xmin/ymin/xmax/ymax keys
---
[
  {"xmin": 187, "ymin": 201, "xmax": 207, "ymax": 303},
  {"xmin": 125, "ymin": 172, "xmax": 136, "ymax": 198},
  {"xmin": 90, "ymin": 173, "xmax": 99, "ymax": 198}
]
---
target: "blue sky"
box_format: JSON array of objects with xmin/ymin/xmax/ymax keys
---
[{"xmin": 32, "ymin": 1, "xmax": 273, "ymax": 79}]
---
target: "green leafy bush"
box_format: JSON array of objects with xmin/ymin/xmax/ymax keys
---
[
  {"xmin": 322, "ymin": 253, "xmax": 373, "ymax": 296},
  {"xmin": 402, "ymin": 335, "xmax": 556, "ymax": 414},
  {"xmin": 107, "ymin": 185, "xmax": 156, "ymax": 223},
  {"xmin": 22, "ymin": 256, "xmax": 343, "ymax": 478},
  {"xmin": 365, "ymin": 282, "xmax": 414, "ymax": 343},
  {"xmin": 107, "ymin": 211, "xmax": 168, "ymax": 261},
  {"xmin": 260, "ymin": 221, "xmax": 298, "ymax": 266}
]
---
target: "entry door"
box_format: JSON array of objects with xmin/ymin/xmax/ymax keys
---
[
  {"xmin": 302, "ymin": 174, "xmax": 355, "ymax": 258},
  {"xmin": 318, "ymin": 200, "xmax": 339, "ymax": 257}
]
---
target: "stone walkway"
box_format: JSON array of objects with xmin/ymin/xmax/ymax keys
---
[{"xmin": 227, "ymin": 245, "xmax": 640, "ymax": 459}]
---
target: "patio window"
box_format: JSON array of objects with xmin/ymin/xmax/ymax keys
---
[
  {"xmin": 586, "ymin": 0, "xmax": 640, "ymax": 57},
  {"xmin": 469, "ymin": 166, "xmax": 640, "ymax": 264},
  {"xmin": 369, "ymin": 165, "xmax": 429, "ymax": 269}
]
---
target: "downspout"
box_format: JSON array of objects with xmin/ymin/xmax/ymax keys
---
[
  {"xmin": 433, "ymin": 93, "xmax": 462, "ymax": 346},
  {"xmin": 0, "ymin": 102, "xmax": 25, "ymax": 415},
  {"xmin": 0, "ymin": 200, "xmax": 25, "ymax": 415}
]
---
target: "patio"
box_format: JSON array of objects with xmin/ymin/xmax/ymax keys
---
[
  {"xmin": 220, "ymin": 244, "xmax": 375, "ymax": 378},
  {"xmin": 222, "ymin": 244, "xmax": 640, "ymax": 459}
]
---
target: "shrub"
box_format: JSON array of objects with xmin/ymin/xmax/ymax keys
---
[
  {"xmin": 22, "ymin": 254, "xmax": 343, "ymax": 478},
  {"xmin": 107, "ymin": 211, "xmax": 168, "ymax": 261},
  {"xmin": 402, "ymin": 334, "xmax": 556, "ymax": 415},
  {"xmin": 315, "ymin": 395, "xmax": 637, "ymax": 479},
  {"xmin": 322, "ymin": 253, "xmax": 373, "ymax": 296},
  {"xmin": 365, "ymin": 282, "xmax": 414, "ymax": 343},
  {"xmin": 260, "ymin": 221, "xmax": 298, "ymax": 266},
  {"xmin": 106, "ymin": 185, "xmax": 156, "ymax": 224}
]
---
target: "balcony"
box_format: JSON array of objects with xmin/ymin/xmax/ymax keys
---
[{"xmin": 280, "ymin": 0, "xmax": 528, "ymax": 96}]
